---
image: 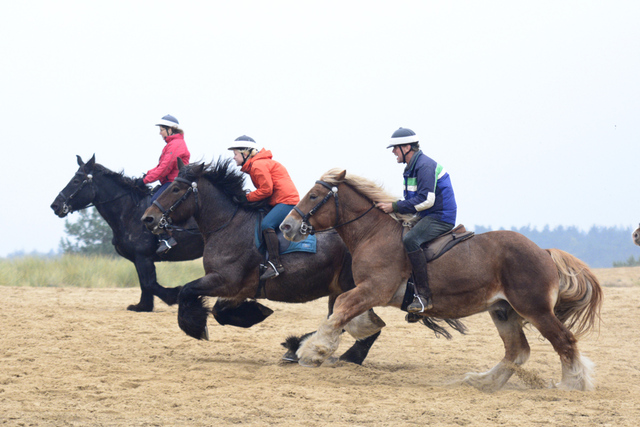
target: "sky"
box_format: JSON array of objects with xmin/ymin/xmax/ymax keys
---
[{"xmin": 2, "ymin": 1, "xmax": 640, "ymax": 257}]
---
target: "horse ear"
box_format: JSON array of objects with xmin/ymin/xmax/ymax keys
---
[
  {"xmin": 337, "ymin": 170, "xmax": 346, "ymax": 181},
  {"xmin": 178, "ymin": 157, "xmax": 186, "ymax": 171},
  {"xmin": 86, "ymin": 154, "xmax": 96, "ymax": 169},
  {"xmin": 193, "ymin": 162, "xmax": 205, "ymax": 175},
  {"xmin": 77, "ymin": 155, "xmax": 84, "ymax": 166}
]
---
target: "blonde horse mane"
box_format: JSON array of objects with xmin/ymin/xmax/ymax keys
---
[{"xmin": 320, "ymin": 168, "xmax": 416, "ymax": 223}]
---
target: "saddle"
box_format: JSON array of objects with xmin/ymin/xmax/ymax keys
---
[
  {"xmin": 253, "ymin": 214, "xmax": 317, "ymax": 255},
  {"xmin": 421, "ymin": 224, "xmax": 474, "ymax": 262},
  {"xmin": 401, "ymin": 224, "xmax": 474, "ymax": 312}
]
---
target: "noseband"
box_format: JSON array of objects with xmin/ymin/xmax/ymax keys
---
[
  {"xmin": 58, "ymin": 174, "xmax": 93, "ymax": 214},
  {"xmin": 153, "ymin": 177, "xmax": 199, "ymax": 230},
  {"xmin": 294, "ymin": 180, "xmax": 375, "ymax": 235}
]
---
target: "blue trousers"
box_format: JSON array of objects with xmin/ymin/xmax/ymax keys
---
[
  {"xmin": 150, "ymin": 182, "xmax": 171, "ymax": 203},
  {"xmin": 262, "ymin": 203, "xmax": 295, "ymax": 231},
  {"xmin": 403, "ymin": 216, "xmax": 454, "ymax": 252}
]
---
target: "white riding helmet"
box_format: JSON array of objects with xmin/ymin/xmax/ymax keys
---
[
  {"xmin": 155, "ymin": 114, "xmax": 181, "ymax": 129},
  {"xmin": 387, "ymin": 127, "xmax": 419, "ymax": 148},
  {"xmin": 228, "ymin": 135, "xmax": 259, "ymax": 151}
]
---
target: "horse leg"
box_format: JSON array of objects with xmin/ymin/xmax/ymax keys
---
[
  {"xmin": 297, "ymin": 284, "xmax": 389, "ymax": 367},
  {"xmin": 127, "ymin": 258, "xmax": 156, "ymax": 312},
  {"xmin": 127, "ymin": 257, "xmax": 182, "ymax": 312},
  {"xmin": 339, "ymin": 330, "xmax": 382, "ymax": 365},
  {"xmin": 528, "ymin": 314, "xmax": 595, "ymax": 391},
  {"xmin": 178, "ymin": 270, "xmax": 238, "ymax": 340},
  {"xmin": 285, "ymin": 309, "xmax": 385, "ymax": 365},
  {"xmin": 463, "ymin": 307, "xmax": 531, "ymax": 392},
  {"xmin": 339, "ymin": 309, "xmax": 386, "ymax": 364}
]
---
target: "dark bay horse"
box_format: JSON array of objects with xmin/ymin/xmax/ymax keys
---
[
  {"xmin": 280, "ymin": 169, "xmax": 603, "ymax": 391},
  {"xmin": 140, "ymin": 158, "xmax": 385, "ymax": 364},
  {"xmin": 50, "ymin": 155, "xmax": 205, "ymax": 312}
]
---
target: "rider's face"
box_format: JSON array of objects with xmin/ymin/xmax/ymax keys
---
[
  {"xmin": 392, "ymin": 145, "xmax": 409, "ymax": 163},
  {"xmin": 232, "ymin": 150, "xmax": 244, "ymax": 166}
]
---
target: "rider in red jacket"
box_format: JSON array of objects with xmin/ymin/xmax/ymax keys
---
[
  {"xmin": 136, "ymin": 114, "xmax": 190, "ymax": 255},
  {"xmin": 143, "ymin": 115, "xmax": 190, "ymax": 189}
]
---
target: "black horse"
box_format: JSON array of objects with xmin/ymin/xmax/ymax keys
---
[
  {"xmin": 141, "ymin": 158, "xmax": 385, "ymax": 364},
  {"xmin": 50, "ymin": 155, "xmax": 205, "ymax": 312}
]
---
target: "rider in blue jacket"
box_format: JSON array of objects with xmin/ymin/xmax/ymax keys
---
[{"xmin": 376, "ymin": 127, "xmax": 457, "ymax": 313}]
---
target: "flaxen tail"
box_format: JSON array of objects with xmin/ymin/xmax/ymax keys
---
[{"xmin": 546, "ymin": 248, "xmax": 603, "ymax": 338}]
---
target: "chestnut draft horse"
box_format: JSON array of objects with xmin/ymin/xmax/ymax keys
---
[
  {"xmin": 140, "ymin": 158, "xmax": 390, "ymax": 365},
  {"xmin": 280, "ymin": 169, "xmax": 603, "ymax": 391}
]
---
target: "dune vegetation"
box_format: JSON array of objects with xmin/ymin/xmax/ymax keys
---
[{"xmin": 0, "ymin": 255, "xmax": 204, "ymax": 288}]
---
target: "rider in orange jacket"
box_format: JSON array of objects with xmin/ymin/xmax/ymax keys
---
[{"xmin": 229, "ymin": 135, "xmax": 300, "ymax": 279}]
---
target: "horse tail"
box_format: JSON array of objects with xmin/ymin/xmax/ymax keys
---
[{"xmin": 546, "ymin": 248, "xmax": 603, "ymax": 338}]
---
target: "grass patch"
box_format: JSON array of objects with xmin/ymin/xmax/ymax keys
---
[{"xmin": 0, "ymin": 255, "xmax": 205, "ymax": 288}]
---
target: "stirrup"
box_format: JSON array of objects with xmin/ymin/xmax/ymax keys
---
[
  {"xmin": 259, "ymin": 261, "xmax": 284, "ymax": 280},
  {"xmin": 407, "ymin": 294, "xmax": 433, "ymax": 313},
  {"xmin": 156, "ymin": 236, "xmax": 177, "ymax": 255}
]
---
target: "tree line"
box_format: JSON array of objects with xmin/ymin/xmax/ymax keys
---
[
  {"xmin": 475, "ymin": 225, "xmax": 640, "ymax": 268},
  {"xmin": 59, "ymin": 208, "xmax": 639, "ymax": 268}
]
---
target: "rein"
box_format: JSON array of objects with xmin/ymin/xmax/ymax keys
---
[
  {"xmin": 153, "ymin": 177, "xmax": 200, "ymax": 231},
  {"xmin": 294, "ymin": 180, "xmax": 375, "ymax": 235},
  {"xmin": 58, "ymin": 174, "xmax": 130, "ymax": 214}
]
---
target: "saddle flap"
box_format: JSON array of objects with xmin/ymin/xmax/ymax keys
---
[
  {"xmin": 423, "ymin": 224, "xmax": 474, "ymax": 262},
  {"xmin": 254, "ymin": 217, "xmax": 317, "ymax": 255}
]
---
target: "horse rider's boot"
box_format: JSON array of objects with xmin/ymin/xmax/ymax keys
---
[
  {"xmin": 260, "ymin": 228, "xmax": 285, "ymax": 280},
  {"xmin": 406, "ymin": 249, "xmax": 434, "ymax": 313},
  {"xmin": 156, "ymin": 234, "xmax": 178, "ymax": 255}
]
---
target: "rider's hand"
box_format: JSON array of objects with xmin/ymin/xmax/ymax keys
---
[
  {"xmin": 134, "ymin": 178, "xmax": 146, "ymax": 188},
  {"xmin": 376, "ymin": 202, "xmax": 394, "ymax": 214}
]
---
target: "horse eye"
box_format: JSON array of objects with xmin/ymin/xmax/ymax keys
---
[
  {"xmin": 310, "ymin": 193, "xmax": 318, "ymax": 201},
  {"xmin": 172, "ymin": 186, "xmax": 181, "ymax": 193}
]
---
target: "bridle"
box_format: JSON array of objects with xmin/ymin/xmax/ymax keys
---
[
  {"xmin": 57, "ymin": 174, "xmax": 95, "ymax": 214},
  {"xmin": 293, "ymin": 180, "xmax": 375, "ymax": 235},
  {"xmin": 152, "ymin": 177, "xmax": 237, "ymax": 235},
  {"xmin": 153, "ymin": 177, "xmax": 200, "ymax": 230}
]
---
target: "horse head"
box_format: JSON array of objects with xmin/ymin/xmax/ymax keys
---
[
  {"xmin": 633, "ymin": 224, "xmax": 640, "ymax": 246},
  {"xmin": 50, "ymin": 154, "xmax": 98, "ymax": 217},
  {"xmin": 141, "ymin": 158, "xmax": 205, "ymax": 233},
  {"xmin": 281, "ymin": 169, "xmax": 346, "ymax": 242}
]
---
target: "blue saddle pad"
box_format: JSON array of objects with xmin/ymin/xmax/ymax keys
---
[{"xmin": 254, "ymin": 221, "xmax": 316, "ymax": 255}]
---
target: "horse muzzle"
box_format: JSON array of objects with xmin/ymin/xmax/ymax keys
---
[
  {"xmin": 50, "ymin": 197, "xmax": 71, "ymax": 218},
  {"xmin": 280, "ymin": 216, "xmax": 309, "ymax": 242},
  {"xmin": 141, "ymin": 214, "xmax": 163, "ymax": 234}
]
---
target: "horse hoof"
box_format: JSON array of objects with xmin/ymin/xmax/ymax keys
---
[
  {"xmin": 127, "ymin": 303, "xmax": 153, "ymax": 312},
  {"xmin": 282, "ymin": 351, "xmax": 299, "ymax": 363},
  {"xmin": 298, "ymin": 357, "xmax": 323, "ymax": 368},
  {"xmin": 202, "ymin": 325, "xmax": 210, "ymax": 341}
]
